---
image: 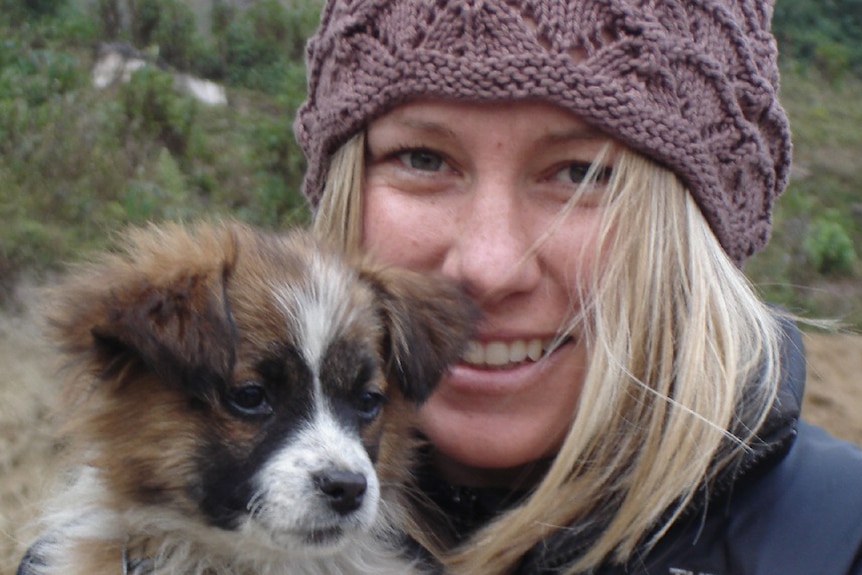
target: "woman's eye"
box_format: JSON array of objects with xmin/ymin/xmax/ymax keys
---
[
  {"xmin": 553, "ymin": 162, "xmax": 611, "ymax": 184},
  {"xmin": 397, "ymin": 149, "xmax": 444, "ymax": 172},
  {"xmin": 227, "ymin": 384, "xmax": 272, "ymax": 416}
]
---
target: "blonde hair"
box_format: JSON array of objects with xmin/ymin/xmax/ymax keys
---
[
  {"xmin": 312, "ymin": 133, "xmax": 366, "ymax": 256},
  {"xmin": 313, "ymin": 134, "xmax": 783, "ymax": 574}
]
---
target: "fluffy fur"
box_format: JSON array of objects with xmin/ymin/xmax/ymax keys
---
[{"xmin": 30, "ymin": 220, "xmax": 475, "ymax": 575}]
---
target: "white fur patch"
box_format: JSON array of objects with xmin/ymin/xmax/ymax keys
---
[
  {"xmin": 273, "ymin": 253, "xmax": 360, "ymax": 389},
  {"xmin": 36, "ymin": 470, "xmax": 422, "ymax": 575},
  {"xmin": 244, "ymin": 407, "xmax": 380, "ymax": 555}
]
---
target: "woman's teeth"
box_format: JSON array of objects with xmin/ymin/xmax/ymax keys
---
[{"xmin": 462, "ymin": 338, "xmax": 555, "ymax": 367}]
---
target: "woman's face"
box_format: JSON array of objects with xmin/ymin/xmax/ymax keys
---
[{"xmin": 362, "ymin": 100, "xmax": 613, "ymax": 485}]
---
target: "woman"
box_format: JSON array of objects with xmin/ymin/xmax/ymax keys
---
[{"xmin": 294, "ymin": 0, "xmax": 862, "ymax": 573}]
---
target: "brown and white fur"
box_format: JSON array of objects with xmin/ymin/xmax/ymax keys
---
[{"xmin": 29, "ymin": 220, "xmax": 475, "ymax": 575}]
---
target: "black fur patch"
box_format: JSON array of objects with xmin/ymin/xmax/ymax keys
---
[{"xmin": 196, "ymin": 345, "xmax": 319, "ymax": 529}]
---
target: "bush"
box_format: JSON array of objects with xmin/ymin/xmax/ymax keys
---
[
  {"xmin": 23, "ymin": 0, "xmax": 64, "ymax": 17},
  {"xmin": 120, "ymin": 67, "xmax": 197, "ymax": 158},
  {"xmin": 0, "ymin": 43, "xmax": 82, "ymax": 107},
  {"xmin": 814, "ymin": 40, "xmax": 852, "ymax": 87},
  {"xmin": 96, "ymin": 0, "xmax": 122, "ymax": 40},
  {"xmin": 131, "ymin": 0, "xmax": 203, "ymax": 71},
  {"xmin": 773, "ymin": 0, "xmax": 862, "ymax": 77},
  {"xmin": 219, "ymin": 0, "xmax": 320, "ymax": 94},
  {"xmin": 120, "ymin": 148, "xmax": 198, "ymax": 223},
  {"xmin": 803, "ymin": 215, "xmax": 857, "ymax": 275},
  {"xmin": 1, "ymin": 0, "xmax": 65, "ymax": 21}
]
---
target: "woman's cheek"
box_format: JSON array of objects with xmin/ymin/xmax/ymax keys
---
[{"xmin": 362, "ymin": 185, "xmax": 455, "ymax": 270}]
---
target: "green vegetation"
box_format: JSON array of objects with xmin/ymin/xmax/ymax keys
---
[
  {"xmin": 0, "ymin": 0, "xmax": 860, "ymax": 329},
  {"xmin": 773, "ymin": 0, "xmax": 862, "ymax": 84},
  {"xmin": 0, "ymin": 0, "xmax": 315, "ymax": 302},
  {"xmin": 746, "ymin": 67, "xmax": 862, "ymax": 328}
]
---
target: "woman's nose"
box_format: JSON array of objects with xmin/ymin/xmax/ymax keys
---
[{"xmin": 441, "ymin": 180, "xmax": 541, "ymax": 305}]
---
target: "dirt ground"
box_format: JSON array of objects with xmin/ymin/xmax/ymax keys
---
[{"xmin": 0, "ymin": 286, "xmax": 860, "ymax": 575}]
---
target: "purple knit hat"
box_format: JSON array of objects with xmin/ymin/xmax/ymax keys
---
[{"xmin": 294, "ymin": 0, "xmax": 792, "ymax": 264}]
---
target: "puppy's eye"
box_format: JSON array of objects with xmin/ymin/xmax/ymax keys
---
[
  {"xmin": 227, "ymin": 384, "xmax": 272, "ymax": 416},
  {"xmin": 356, "ymin": 390, "xmax": 386, "ymax": 422}
]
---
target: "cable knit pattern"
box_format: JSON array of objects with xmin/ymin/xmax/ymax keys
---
[{"xmin": 294, "ymin": 0, "xmax": 792, "ymax": 264}]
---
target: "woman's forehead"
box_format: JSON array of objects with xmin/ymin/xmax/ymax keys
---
[{"xmin": 370, "ymin": 100, "xmax": 609, "ymax": 142}]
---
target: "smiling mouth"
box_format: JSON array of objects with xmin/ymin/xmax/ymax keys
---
[{"xmin": 461, "ymin": 336, "xmax": 573, "ymax": 368}]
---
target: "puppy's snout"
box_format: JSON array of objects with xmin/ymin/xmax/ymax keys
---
[{"xmin": 313, "ymin": 469, "xmax": 368, "ymax": 515}]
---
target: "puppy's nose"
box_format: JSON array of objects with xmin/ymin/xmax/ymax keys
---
[{"xmin": 313, "ymin": 469, "xmax": 367, "ymax": 515}]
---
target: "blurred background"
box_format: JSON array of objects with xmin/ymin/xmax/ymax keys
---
[
  {"xmin": 0, "ymin": 1, "xmax": 860, "ymax": 573},
  {"xmin": 0, "ymin": 0, "xmax": 860, "ymax": 327}
]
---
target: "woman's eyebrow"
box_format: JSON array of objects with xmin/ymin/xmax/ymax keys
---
[{"xmin": 391, "ymin": 118, "xmax": 459, "ymax": 141}]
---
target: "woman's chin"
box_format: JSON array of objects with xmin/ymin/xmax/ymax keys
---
[{"xmin": 417, "ymin": 393, "xmax": 569, "ymax": 477}]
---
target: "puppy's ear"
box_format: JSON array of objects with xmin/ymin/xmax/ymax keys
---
[
  {"xmin": 90, "ymin": 267, "xmax": 236, "ymax": 397},
  {"xmin": 49, "ymin": 223, "xmax": 239, "ymax": 399},
  {"xmin": 362, "ymin": 266, "xmax": 477, "ymax": 403}
]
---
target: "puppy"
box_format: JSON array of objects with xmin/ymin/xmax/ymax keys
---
[{"xmin": 27, "ymin": 220, "xmax": 474, "ymax": 575}]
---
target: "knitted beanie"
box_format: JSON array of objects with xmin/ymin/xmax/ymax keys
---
[{"xmin": 294, "ymin": 0, "xmax": 792, "ymax": 264}]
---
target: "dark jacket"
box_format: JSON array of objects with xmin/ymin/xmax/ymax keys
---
[{"xmin": 424, "ymin": 322, "xmax": 862, "ymax": 574}]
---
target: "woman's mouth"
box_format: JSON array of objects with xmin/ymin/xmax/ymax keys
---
[{"xmin": 461, "ymin": 337, "xmax": 572, "ymax": 369}]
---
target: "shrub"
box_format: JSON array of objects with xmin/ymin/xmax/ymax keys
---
[
  {"xmin": 0, "ymin": 0, "xmax": 65, "ymax": 21},
  {"xmin": 0, "ymin": 42, "xmax": 82, "ymax": 107},
  {"xmin": 24, "ymin": 0, "xmax": 65, "ymax": 17},
  {"xmin": 131, "ymin": 0, "xmax": 202, "ymax": 71},
  {"xmin": 96, "ymin": 0, "xmax": 122, "ymax": 40},
  {"xmin": 219, "ymin": 0, "xmax": 320, "ymax": 94},
  {"xmin": 120, "ymin": 67, "xmax": 197, "ymax": 158},
  {"xmin": 814, "ymin": 40, "xmax": 852, "ymax": 87},
  {"xmin": 803, "ymin": 215, "xmax": 857, "ymax": 275},
  {"xmin": 773, "ymin": 0, "xmax": 862, "ymax": 77}
]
